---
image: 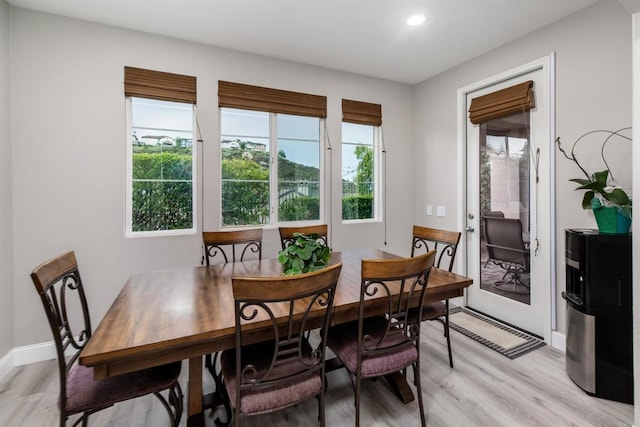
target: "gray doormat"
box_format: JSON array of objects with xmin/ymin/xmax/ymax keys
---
[{"xmin": 449, "ymin": 306, "xmax": 545, "ymax": 359}]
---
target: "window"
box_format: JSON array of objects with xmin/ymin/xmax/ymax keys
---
[
  {"xmin": 341, "ymin": 99, "xmax": 382, "ymax": 221},
  {"xmin": 124, "ymin": 66, "xmax": 196, "ymax": 236},
  {"xmin": 342, "ymin": 122, "xmax": 380, "ymax": 221},
  {"xmin": 220, "ymin": 108, "xmax": 322, "ymax": 226},
  {"xmin": 126, "ymin": 97, "xmax": 195, "ymax": 235}
]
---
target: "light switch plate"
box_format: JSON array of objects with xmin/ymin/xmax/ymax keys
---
[
  {"xmin": 436, "ymin": 206, "xmax": 446, "ymax": 217},
  {"xmin": 426, "ymin": 205, "xmax": 433, "ymax": 216}
]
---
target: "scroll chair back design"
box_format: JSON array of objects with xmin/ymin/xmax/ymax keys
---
[
  {"xmin": 326, "ymin": 251, "xmax": 436, "ymax": 427},
  {"xmin": 482, "ymin": 216, "xmax": 530, "ymax": 290},
  {"xmin": 30, "ymin": 251, "xmax": 183, "ymax": 427},
  {"xmin": 410, "ymin": 225, "xmax": 462, "ymax": 368},
  {"xmin": 202, "ymin": 228, "xmax": 263, "ymax": 265},
  {"xmin": 220, "ymin": 263, "xmax": 342, "ymax": 426},
  {"xmin": 279, "ymin": 224, "xmax": 328, "ymax": 250}
]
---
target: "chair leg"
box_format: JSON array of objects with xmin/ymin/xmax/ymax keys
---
[
  {"xmin": 318, "ymin": 389, "xmax": 326, "ymax": 426},
  {"xmin": 413, "ymin": 361, "xmax": 426, "ymax": 427},
  {"xmin": 444, "ymin": 301, "xmax": 454, "ymax": 368},
  {"xmin": 355, "ymin": 373, "xmax": 361, "ymax": 427},
  {"xmin": 206, "ymin": 352, "xmax": 232, "ymax": 426}
]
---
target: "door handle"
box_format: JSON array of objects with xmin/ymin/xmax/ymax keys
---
[{"xmin": 466, "ymin": 226, "xmax": 475, "ymax": 233}]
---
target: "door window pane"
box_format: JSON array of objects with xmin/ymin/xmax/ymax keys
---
[{"xmin": 479, "ymin": 112, "xmax": 531, "ymax": 305}]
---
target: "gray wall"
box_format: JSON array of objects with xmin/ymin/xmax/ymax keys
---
[
  {"xmin": 8, "ymin": 7, "xmax": 415, "ymax": 347},
  {"xmin": 413, "ymin": 0, "xmax": 632, "ymax": 333},
  {"xmin": 0, "ymin": 0, "xmax": 13, "ymax": 360}
]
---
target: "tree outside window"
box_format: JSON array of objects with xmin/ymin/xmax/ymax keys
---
[{"xmin": 342, "ymin": 122, "xmax": 377, "ymax": 220}]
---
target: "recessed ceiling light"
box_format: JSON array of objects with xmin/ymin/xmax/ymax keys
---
[{"xmin": 407, "ymin": 15, "xmax": 425, "ymax": 26}]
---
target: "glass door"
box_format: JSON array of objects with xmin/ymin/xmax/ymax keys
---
[{"xmin": 463, "ymin": 62, "xmax": 551, "ymax": 339}]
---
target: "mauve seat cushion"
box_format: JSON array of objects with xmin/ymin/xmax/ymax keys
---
[
  {"xmin": 221, "ymin": 340, "xmax": 322, "ymax": 415},
  {"xmin": 327, "ymin": 317, "xmax": 418, "ymax": 378},
  {"xmin": 65, "ymin": 361, "xmax": 181, "ymax": 415},
  {"xmin": 407, "ymin": 301, "xmax": 447, "ymax": 323}
]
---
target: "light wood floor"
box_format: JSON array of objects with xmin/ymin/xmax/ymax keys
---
[{"xmin": 0, "ymin": 321, "xmax": 633, "ymax": 426}]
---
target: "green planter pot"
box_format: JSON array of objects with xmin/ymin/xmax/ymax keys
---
[{"xmin": 593, "ymin": 206, "xmax": 631, "ymax": 234}]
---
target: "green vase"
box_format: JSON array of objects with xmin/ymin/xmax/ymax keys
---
[{"xmin": 592, "ymin": 206, "xmax": 631, "ymax": 234}]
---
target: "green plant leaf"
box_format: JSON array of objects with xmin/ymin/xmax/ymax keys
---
[
  {"xmin": 592, "ymin": 170, "xmax": 609, "ymax": 184},
  {"xmin": 581, "ymin": 191, "xmax": 595, "ymax": 209},
  {"xmin": 569, "ymin": 178, "xmax": 591, "ymax": 186},
  {"xmin": 604, "ymin": 188, "xmax": 630, "ymax": 206}
]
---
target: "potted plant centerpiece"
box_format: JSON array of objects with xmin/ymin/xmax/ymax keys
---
[
  {"xmin": 556, "ymin": 128, "xmax": 632, "ymax": 234},
  {"xmin": 278, "ymin": 232, "xmax": 331, "ymax": 275}
]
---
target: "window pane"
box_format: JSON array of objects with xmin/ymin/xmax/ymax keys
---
[
  {"xmin": 221, "ymin": 108, "xmax": 270, "ymax": 226},
  {"xmin": 130, "ymin": 98, "xmax": 193, "ymax": 232},
  {"xmin": 277, "ymin": 114, "xmax": 320, "ymax": 222},
  {"xmin": 342, "ymin": 123, "xmax": 375, "ymax": 220}
]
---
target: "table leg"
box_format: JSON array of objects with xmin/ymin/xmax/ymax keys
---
[
  {"xmin": 187, "ymin": 356, "xmax": 205, "ymax": 427},
  {"xmin": 384, "ymin": 371, "xmax": 415, "ymax": 404}
]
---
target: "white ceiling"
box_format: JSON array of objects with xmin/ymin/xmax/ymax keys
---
[{"xmin": 8, "ymin": 0, "xmax": 600, "ymax": 84}]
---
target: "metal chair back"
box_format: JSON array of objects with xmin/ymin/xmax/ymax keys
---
[
  {"xmin": 202, "ymin": 228, "xmax": 263, "ymax": 265},
  {"xmin": 278, "ymin": 224, "xmax": 328, "ymax": 250},
  {"xmin": 411, "ymin": 225, "xmax": 461, "ymax": 272}
]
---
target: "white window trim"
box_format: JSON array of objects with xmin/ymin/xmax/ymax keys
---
[{"xmin": 124, "ymin": 97, "xmax": 198, "ymax": 238}]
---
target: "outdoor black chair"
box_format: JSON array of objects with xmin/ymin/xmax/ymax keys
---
[{"xmin": 482, "ymin": 216, "xmax": 530, "ymax": 291}]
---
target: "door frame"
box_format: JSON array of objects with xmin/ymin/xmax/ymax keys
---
[{"xmin": 455, "ymin": 54, "xmax": 556, "ymax": 343}]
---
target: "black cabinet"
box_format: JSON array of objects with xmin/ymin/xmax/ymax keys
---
[{"xmin": 563, "ymin": 229, "xmax": 633, "ymax": 404}]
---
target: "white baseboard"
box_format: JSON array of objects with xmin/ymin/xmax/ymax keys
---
[
  {"xmin": 0, "ymin": 348, "xmax": 14, "ymax": 380},
  {"xmin": 13, "ymin": 340, "xmax": 58, "ymax": 366},
  {"xmin": 551, "ymin": 330, "xmax": 566, "ymax": 352},
  {"xmin": 0, "ymin": 340, "xmax": 57, "ymax": 381}
]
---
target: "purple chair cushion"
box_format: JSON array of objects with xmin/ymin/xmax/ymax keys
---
[
  {"xmin": 65, "ymin": 362, "xmax": 181, "ymax": 415},
  {"xmin": 407, "ymin": 301, "xmax": 447, "ymax": 323},
  {"xmin": 221, "ymin": 340, "xmax": 323, "ymax": 415},
  {"xmin": 327, "ymin": 317, "xmax": 418, "ymax": 378}
]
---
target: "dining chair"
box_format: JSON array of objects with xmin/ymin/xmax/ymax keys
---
[
  {"xmin": 220, "ymin": 262, "xmax": 342, "ymax": 426},
  {"xmin": 409, "ymin": 225, "xmax": 462, "ymax": 368},
  {"xmin": 202, "ymin": 228, "xmax": 263, "ymax": 265},
  {"xmin": 326, "ymin": 251, "xmax": 436, "ymax": 427},
  {"xmin": 30, "ymin": 251, "xmax": 183, "ymax": 427},
  {"xmin": 201, "ymin": 228, "xmax": 264, "ymax": 423},
  {"xmin": 278, "ymin": 224, "xmax": 328, "ymax": 250}
]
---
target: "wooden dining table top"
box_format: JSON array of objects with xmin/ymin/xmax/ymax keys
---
[
  {"xmin": 79, "ymin": 247, "xmax": 473, "ymax": 426},
  {"xmin": 80, "ymin": 248, "xmax": 473, "ymax": 378}
]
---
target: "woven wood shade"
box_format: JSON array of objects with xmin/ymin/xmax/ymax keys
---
[
  {"xmin": 218, "ymin": 81, "xmax": 326, "ymax": 118},
  {"xmin": 468, "ymin": 81, "xmax": 534, "ymax": 124},
  {"xmin": 342, "ymin": 99, "xmax": 382, "ymax": 126},
  {"xmin": 124, "ymin": 66, "xmax": 196, "ymax": 104}
]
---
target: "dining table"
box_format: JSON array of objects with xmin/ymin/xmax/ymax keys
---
[{"xmin": 79, "ymin": 248, "xmax": 473, "ymax": 427}]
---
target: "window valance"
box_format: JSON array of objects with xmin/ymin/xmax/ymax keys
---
[
  {"xmin": 468, "ymin": 80, "xmax": 534, "ymax": 124},
  {"xmin": 124, "ymin": 66, "xmax": 196, "ymax": 104},
  {"xmin": 218, "ymin": 81, "xmax": 327, "ymax": 118},
  {"xmin": 342, "ymin": 99, "xmax": 382, "ymax": 126}
]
